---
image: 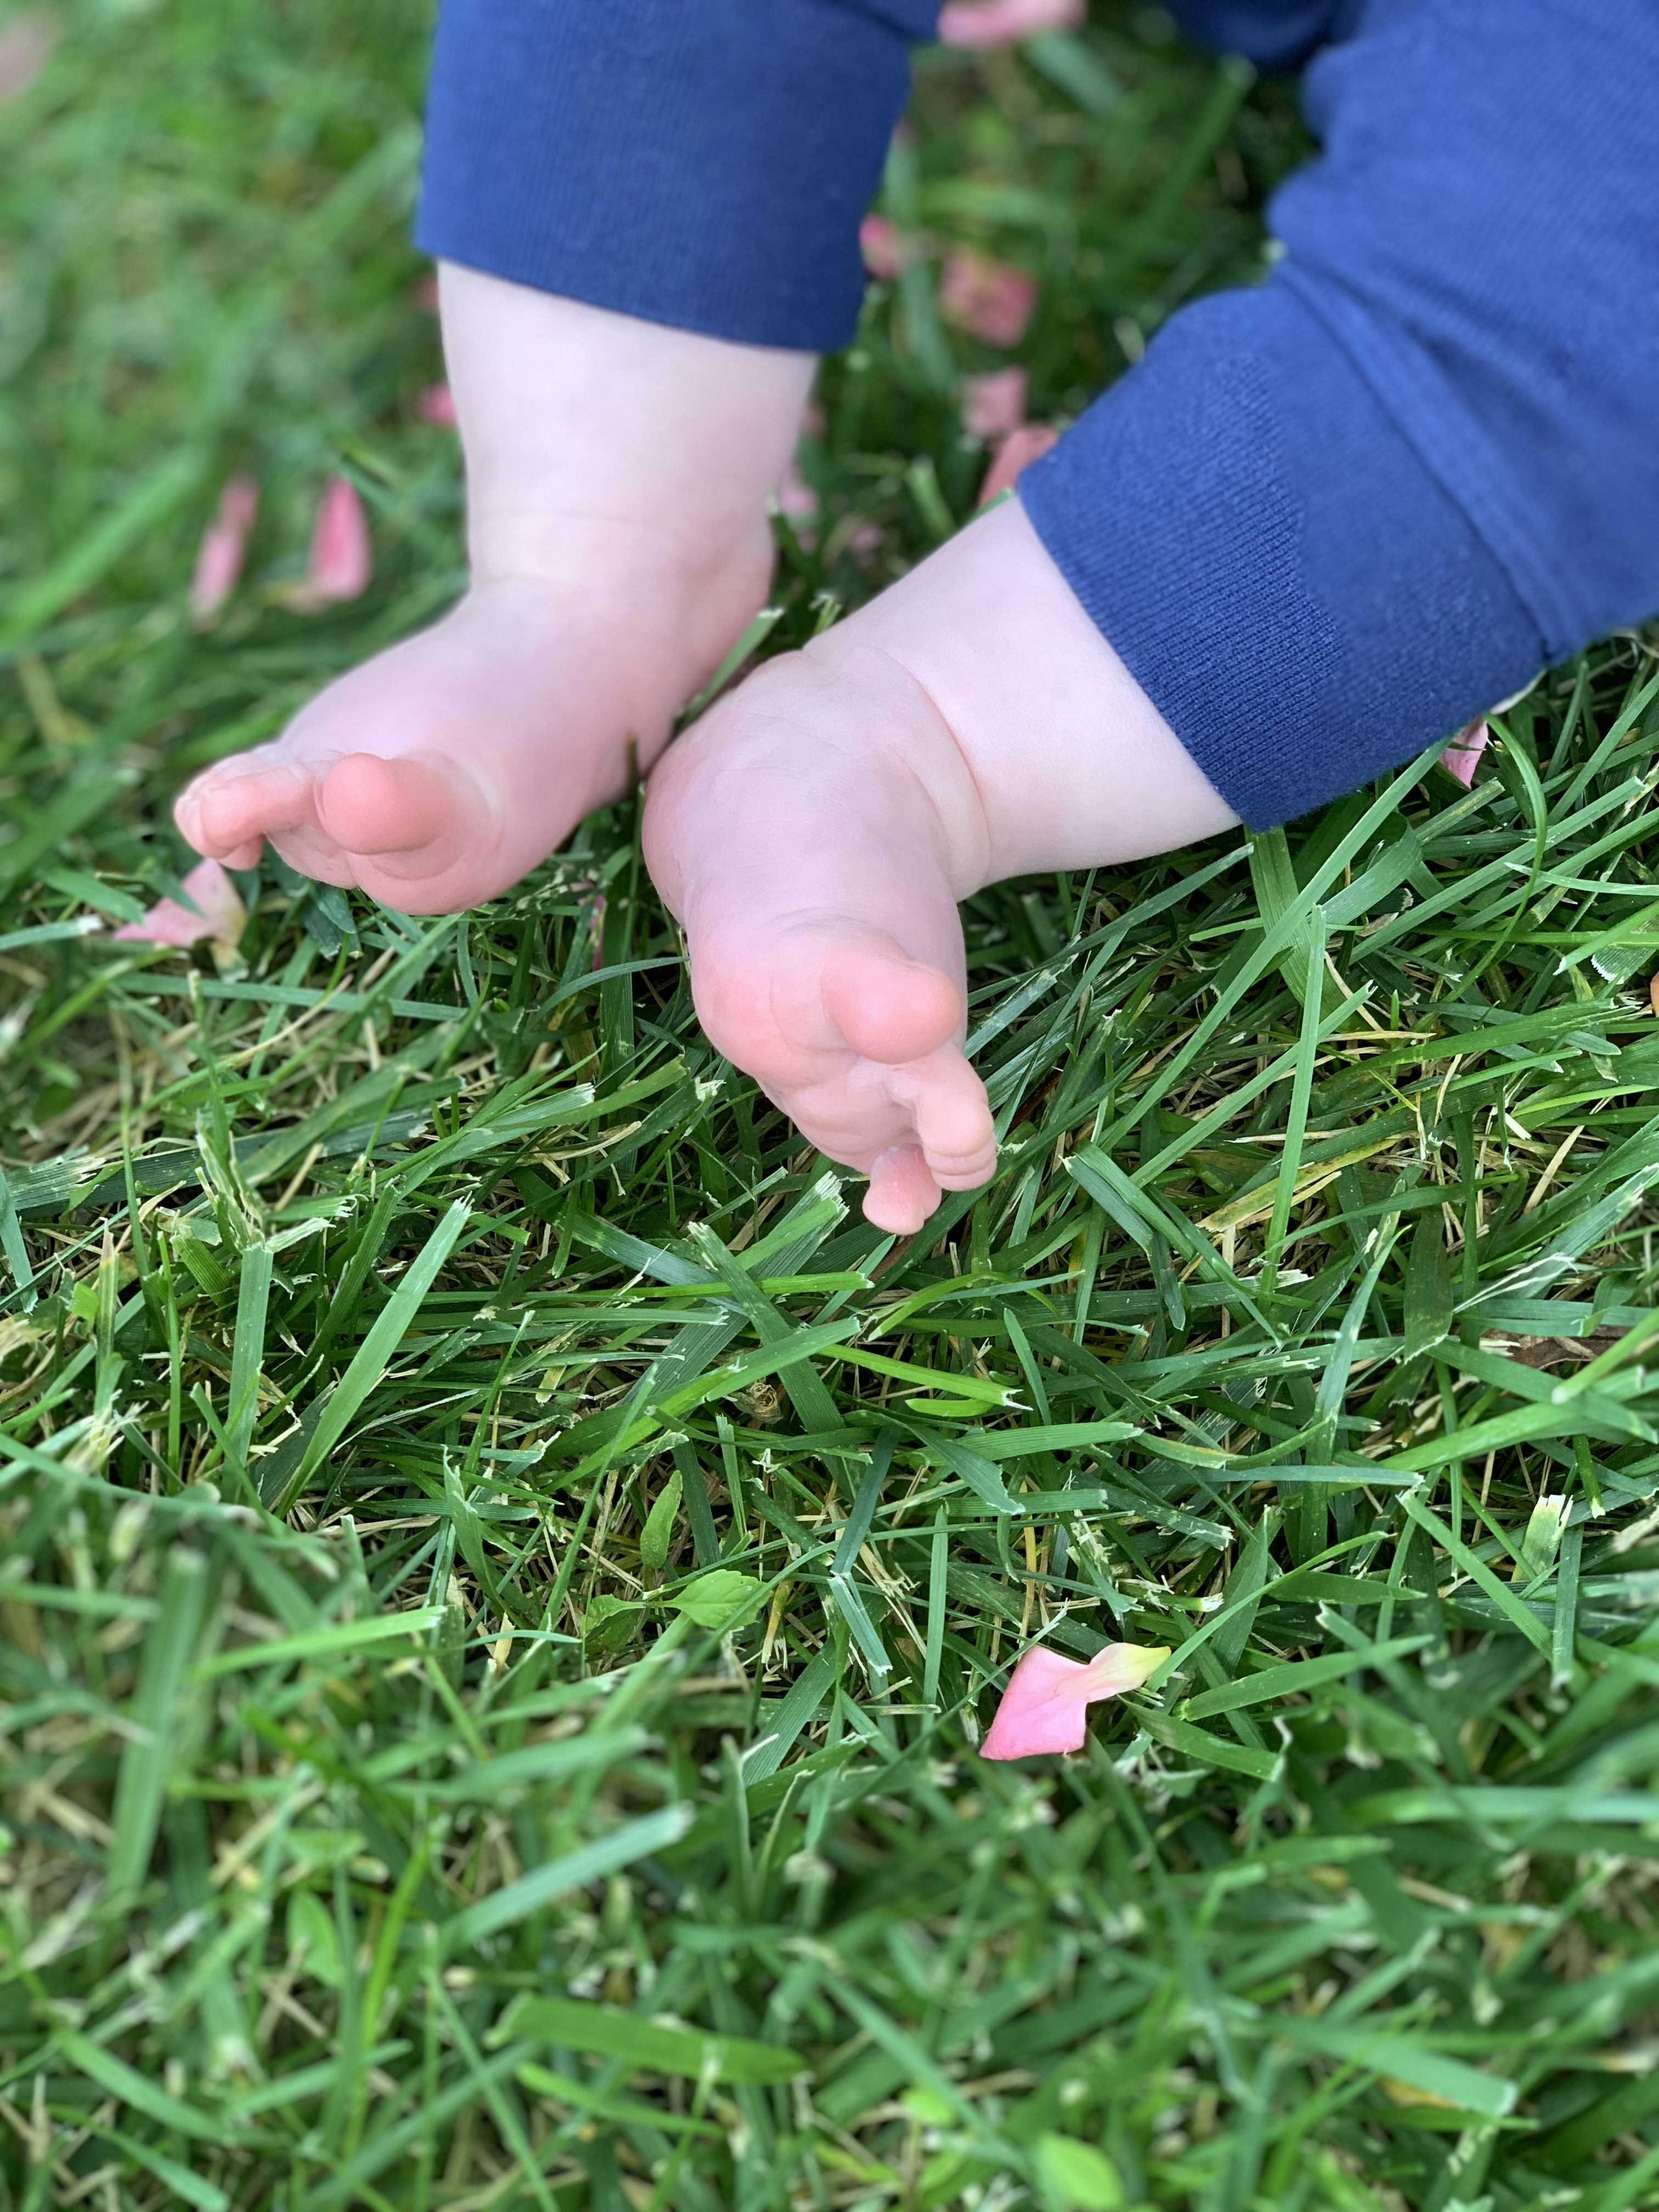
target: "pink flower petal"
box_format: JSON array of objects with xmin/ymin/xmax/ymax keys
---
[
  {"xmin": 778, "ymin": 459, "xmax": 820, "ymax": 522},
  {"xmin": 112, "ymin": 858, "xmax": 247, "ymax": 953},
  {"xmin": 417, "ymin": 381, "xmax": 458, "ymax": 428},
  {"xmin": 776, "ymin": 460, "xmax": 820, "ymax": 549},
  {"xmin": 962, "ymin": 367, "xmax": 1029, "ymax": 442},
  {"xmin": 188, "ymin": 475, "xmax": 259, "ymax": 625},
  {"xmin": 860, "ymin": 214, "xmax": 909, "ymax": 281},
  {"xmin": 939, "ymin": 0, "xmax": 1085, "ymax": 47},
  {"xmin": 411, "ymin": 273, "xmax": 440, "ymax": 313},
  {"xmin": 307, "ymin": 475, "xmax": 374, "ymax": 600},
  {"xmin": 982, "ymin": 1640, "xmax": 1169, "ymax": 1760},
  {"xmin": 283, "ymin": 476, "xmax": 373, "ymax": 612},
  {"xmin": 978, "ymin": 421, "xmax": 1060, "ymax": 504},
  {"xmin": 1440, "ymin": 718, "xmax": 1489, "ymax": 788},
  {"xmin": 830, "ymin": 516, "xmax": 885, "ymax": 570},
  {"xmin": 0, "ymin": 12, "xmax": 55, "ymax": 103},
  {"xmin": 938, "ymin": 247, "xmax": 1037, "ymax": 348}
]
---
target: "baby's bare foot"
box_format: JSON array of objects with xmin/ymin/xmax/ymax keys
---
[
  {"xmin": 647, "ymin": 647, "xmax": 998, "ymax": 1232},
  {"xmin": 645, "ymin": 496, "xmax": 1238, "ymax": 1232},
  {"xmin": 176, "ymin": 558, "xmax": 759, "ymax": 912},
  {"xmin": 177, "ymin": 267, "xmax": 813, "ymax": 913}
]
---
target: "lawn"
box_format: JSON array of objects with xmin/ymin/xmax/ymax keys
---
[{"xmin": 4, "ymin": 4, "xmax": 1659, "ymax": 2208}]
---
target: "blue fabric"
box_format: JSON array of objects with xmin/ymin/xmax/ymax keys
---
[
  {"xmin": 1168, "ymin": 1, "xmax": 1355, "ymax": 71},
  {"xmin": 418, "ymin": 0, "xmax": 1659, "ymax": 831},
  {"xmin": 1018, "ymin": 285, "xmax": 1540, "ymax": 826},
  {"xmin": 416, "ymin": 0, "xmax": 931, "ymax": 352},
  {"xmin": 1023, "ymin": 0, "xmax": 1659, "ymax": 823}
]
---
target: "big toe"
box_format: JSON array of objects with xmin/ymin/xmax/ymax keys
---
[
  {"xmin": 821, "ymin": 940, "xmax": 962, "ymax": 1065},
  {"xmin": 315, "ymin": 752, "xmax": 477, "ymax": 864}
]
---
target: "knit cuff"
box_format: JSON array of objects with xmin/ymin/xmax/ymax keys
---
[
  {"xmin": 416, "ymin": 0, "xmax": 928, "ymax": 353},
  {"xmin": 1017, "ymin": 282, "xmax": 1544, "ymax": 830}
]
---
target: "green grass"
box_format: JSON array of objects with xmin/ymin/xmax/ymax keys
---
[{"xmin": 4, "ymin": 4, "xmax": 1659, "ymax": 2208}]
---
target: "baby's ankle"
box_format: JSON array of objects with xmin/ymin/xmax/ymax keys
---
[
  {"xmin": 441, "ymin": 262, "xmax": 811, "ymax": 691},
  {"xmin": 809, "ymin": 496, "xmax": 1237, "ymax": 880},
  {"xmin": 464, "ymin": 504, "xmax": 774, "ymax": 708}
]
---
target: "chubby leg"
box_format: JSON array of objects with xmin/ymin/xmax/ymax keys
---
[
  {"xmin": 176, "ymin": 266, "xmax": 815, "ymax": 912},
  {"xmin": 644, "ymin": 495, "xmax": 1236, "ymax": 1232}
]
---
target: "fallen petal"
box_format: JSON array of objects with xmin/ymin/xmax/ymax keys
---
[
  {"xmin": 113, "ymin": 857, "xmax": 247, "ymax": 953},
  {"xmin": 939, "ymin": 246, "xmax": 1037, "ymax": 348},
  {"xmin": 860, "ymin": 213, "xmax": 909, "ymax": 281},
  {"xmin": 828, "ymin": 515, "xmax": 885, "ymax": 569},
  {"xmin": 982, "ymin": 1639, "xmax": 1169, "ymax": 1759},
  {"xmin": 308, "ymin": 474, "xmax": 373, "ymax": 600},
  {"xmin": 188, "ymin": 475, "xmax": 259, "ymax": 625},
  {"xmin": 417, "ymin": 381, "xmax": 458, "ymax": 428},
  {"xmin": 978, "ymin": 421, "xmax": 1060, "ymax": 504},
  {"xmin": 0, "ymin": 12, "xmax": 55, "ymax": 103},
  {"xmin": 982, "ymin": 1650, "xmax": 1096, "ymax": 1758},
  {"xmin": 962, "ymin": 366, "xmax": 1029, "ymax": 442},
  {"xmin": 284, "ymin": 475, "xmax": 373, "ymax": 612},
  {"xmin": 776, "ymin": 460, "xmax": 821, "ymax": 549},
  {"xmin": 777, "ymin": 459, "xmax": 820, "ymax": 522},
  {"xmin": 1440, "ymin": 718, "xmax": 1489, "ymax": 788},
  {"xmin": 939, "ymin": 0, "xmax": 1085, "ymax": 47}
]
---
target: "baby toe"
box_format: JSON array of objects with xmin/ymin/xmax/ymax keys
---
[
  {"xmin": 864, "ymin": 1143, "xmax": 943, "ymax": 1236},
  {"xmin": 898, "ymin": 1051, "xmax": 997, "ymax": 1192},
  {"xmin": 187, "ymin": 761, "xmax": 318, "ymax": 859}
]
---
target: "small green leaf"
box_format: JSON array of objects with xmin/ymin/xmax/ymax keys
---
[
  {"xmin": 1036, "ymin": 2134, "xmax": 1127, "ymax": 2211},
  {"xmin": 640, "ymin": 1469, "xmax": 682, "ymax": 1576},
  {"xmin": 901, "ymin": 2085, "xmax": 956, "ymax": 2127},
  {"xmin": 287, "ymin": 1888, "xmax": 342, "ymax": 1988},
  {"xmin": 1517, "ymin": 1492, "xmax": 1567, "ymax": 1581},
  {"xmin": 582, "ymin": 1592, "xmax": 634, "ymax": 1651},
  {"xmin": 672, "ymin": 1569, "xmax": 763, "ymax": 1630}
]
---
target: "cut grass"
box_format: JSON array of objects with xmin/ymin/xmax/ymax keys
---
[{"xmin": 4, "ymin": 4, "xmax": 1659, "ymax": 2209}]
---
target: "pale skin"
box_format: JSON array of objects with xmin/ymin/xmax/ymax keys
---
[{"xmin": 178, "ymin": 264, "xmax": 1237, "ymax": 1233}]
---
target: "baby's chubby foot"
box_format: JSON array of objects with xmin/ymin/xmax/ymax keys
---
[
  {"xmin": 645, "ymin": 496, "xmax": 1239, "ymax": 1232},
  {"xmin": 174, "ymin": 566, "xmax": 747, "ymax": 912},
  {"xmin": 177, "ymin": 266, "xmax": 815, "ymax": 913},
  {"xmin": 647, "ymin": 647, "xmax": 1000, "ymax": 1232}
]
